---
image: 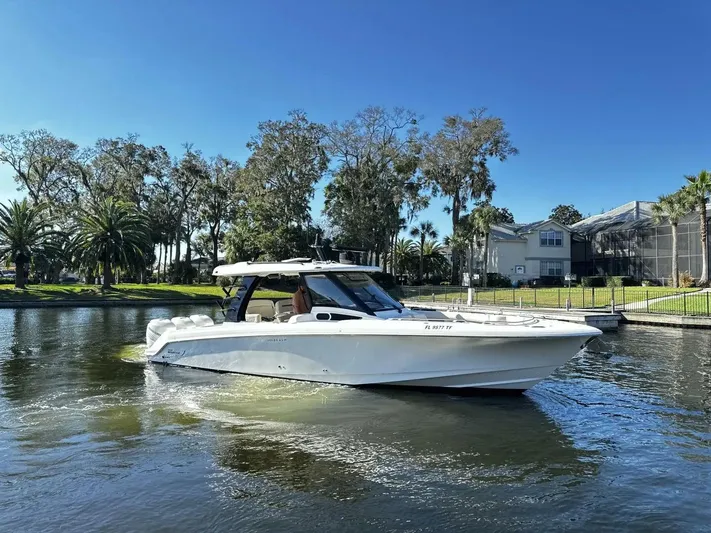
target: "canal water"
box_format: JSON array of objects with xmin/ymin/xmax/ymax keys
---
[{"xmin": 0, "ymin": 307, "xmax": 709, "ymax": 532}]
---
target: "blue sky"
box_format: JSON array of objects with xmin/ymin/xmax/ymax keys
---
[{"xmin": 1, "ymin": 0, "xmax": 710, "ymax": 237}]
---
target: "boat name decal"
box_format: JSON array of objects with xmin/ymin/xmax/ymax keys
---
[{"xmin": 424, "ymin": 324, "xmax": 452, "ymax": 330}]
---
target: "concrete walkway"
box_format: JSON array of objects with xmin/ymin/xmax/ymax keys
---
[{"xmin": 620, "ymin": 288, "xmax": 710, "ymax": 311}]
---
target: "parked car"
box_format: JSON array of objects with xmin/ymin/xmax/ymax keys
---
[{"xmin": 529, "ymin": 276, "xmax": 564, "ymax": 288}]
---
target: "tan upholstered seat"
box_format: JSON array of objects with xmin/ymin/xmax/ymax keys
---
[{"xmin": 246, "ymin": 299, "xmax": 276, "ymax": 320}]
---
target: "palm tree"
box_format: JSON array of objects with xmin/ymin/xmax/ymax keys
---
[
  {"xmin": 393, "ymin": 238, "xmax": 416, "ymax": 282},
  {"xmin": 388, "ymin": 216, "xmax": 407, "ymax": 276},
  {"xmin": 0, "ymin": 199, "xmax": 56, "ymax": 289},
  {"xmin": 410, "ymin": 221, "xmax": 438, "ymax": 284},
  {"xmin": 472, "ymin": 204, "xmax": 501, "ymax": 288},
  {"xmin": 456, "ymin": 214, "xmax": 480, "ymax": 287},
  {"xmin": 32, "ymin": 232, "xmax": 72, "ymax": 283},
  {"xmin": 443, "ymin": 232, "xmax": 468, "ymax": 284},
  {"xmin": 685, "ymin": 169, "xmax": 711, "ymax": 285},
  {"xmin": 652, "ymin": 190, "xmax": 693, "ymax": 287},
  {"xmin": 420, "ymin": 240, "xmax": 449, "ymax": 282},
  {"xmin": 75, "ymin": 197, "xmax": 150, "ymax": 290}
]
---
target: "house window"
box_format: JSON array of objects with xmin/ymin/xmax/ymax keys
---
[
  {"xmin": 540, "ymin": 230, "xmax": 563, "ymax": 247},
  {"xmin": 541, "ymin": 261, "xmax": 563, "ymax": 276}
]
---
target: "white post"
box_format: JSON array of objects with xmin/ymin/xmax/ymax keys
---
[
  {"xmin": 611, "ymin": 299, "xmax": 615, "ymax": 313},
  {"xmin": 519, "ymin": 297, "xmax": 522, "ymax": 309},
  {"xmin": 565, "ymin": 298, "xmax": 571, "ymax": 311},
  {"xmin": 467, "ymin": 288, "xmax": 473, "ymax": 306}
]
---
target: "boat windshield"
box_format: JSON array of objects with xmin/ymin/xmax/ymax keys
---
[
  {"xmin": 303, "ymin": 274, "xmax": 361, "ymax": 311},
  {"xmin": 334, "ymin": 273, "xmax": 403, "ymax": 312}
]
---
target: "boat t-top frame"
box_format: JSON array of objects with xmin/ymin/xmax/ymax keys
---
[{"xmin": 213, "ymin": 259, "xmax": 399, "ymax": 322}]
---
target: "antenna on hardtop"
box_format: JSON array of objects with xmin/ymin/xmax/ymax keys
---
[{"xmin": 309, "ymin": 232, "xmax": 327, "ymax": 261}]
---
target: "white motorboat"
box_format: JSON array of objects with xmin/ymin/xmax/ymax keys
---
[{"xmin": 145, "ymin": 259, "xmax": 602, "ymax": 392}]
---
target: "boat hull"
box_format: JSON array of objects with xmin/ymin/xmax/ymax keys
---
[{"xmin": 146, "ymin": 332, "xmax": 591, "ymax": 391}]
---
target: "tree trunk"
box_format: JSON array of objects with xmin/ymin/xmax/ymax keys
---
[
  {"xmin": 419, "ymin": 237, "xmax": 424, "ymax": 284},
  {"xmin": 185, "ymin": 241, "xmax": 192, "ymax": 285},
  {"xmin": 393, "ymin": 233, "xmax": 397, "ymax": 276},
  {"xmin": 156, "ymin": 242, "xmax": 162, "ymax": 283},
  {"xmin": 460, "ymin": 247, "xmax": 465, "ymax": 285},
  {"xmin": 700, "ymin": 203, "xmax": 708, "ymax": 284},
  {"xmin": 450, "ymin": 192, "xmax": 461, "ymax": 284},
  {"xmin": 671, "ymin": 223, "xmax": 679, "ymax": 288},
  {"xmin": 14, "ymin": 258, "xmax": 25, "ymax": 289},
  {"xmin": 163, "ymin": 242, "xmax": 169, "ymax": 283},
  {"xmin": 102, "ymin": 255, "xmax": 112, "ymax": 291},
  {"xmin": 140, "ymin": 257, "xmax": 147, "ymax": 284},
  {"xmin": 482, "ymin": 233, "xmax": 489, "ymax": 288},
  {"xmin": 174, "ymin": 228, "xmax": 182, "ymax": 283},
  {"xmin": 211, "ymin": 231, "xmax": 219, "ymax": 285}
]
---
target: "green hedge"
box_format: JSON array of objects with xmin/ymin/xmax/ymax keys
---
[
  {"xmin": 486, "ymin": 273, "xmax": 512, "ymax": 288},
  {"xmin": 581, "ymin": 275, "xmax": 637, "ymax": 288}
]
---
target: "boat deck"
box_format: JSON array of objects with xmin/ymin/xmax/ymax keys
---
[{"xmin": 402, "ymin": 301, "xmax": 621, "ymax": 331}]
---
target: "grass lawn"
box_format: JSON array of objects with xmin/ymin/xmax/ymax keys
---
[
  {"xmin": 3, "ymin": 281, "xmax": 703, "ymax": 315},
  {"xmin": 401, "ymin": 286, "xmax": 701, "ymax": 310},
  {"xmin": 648, "ymin": 293, "xmax": 711, "ymax": 315},
  {"xmin": 0, "ymin": 283, "xmax": 290, "ymax": 302}
]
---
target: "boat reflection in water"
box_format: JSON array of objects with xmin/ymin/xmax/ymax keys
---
[{"xmin": 145, "ymin": 364, "xmax": 601, "ymax": 502}]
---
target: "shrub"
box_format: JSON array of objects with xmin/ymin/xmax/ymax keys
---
[
  {"xmin": 581, "ymin": 276, "xmax": 606, "ymax": 288},
  {"xmin": 167, "ymin": 261, "xmax": 197, "ymax": 284},
  {"xmin": 679, "ymin": 271, "xmax": 695, "ymax": 288},
  {"xmin": 486, "ymin": 273, "xmax": 512, "ymax": 288},
  {"xmin": 581, "ymin": 275, "xmax": 636, "ymax": 288}
]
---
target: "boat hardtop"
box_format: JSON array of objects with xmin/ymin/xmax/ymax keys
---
[{"xmin": 211, "ymin": 259, "xmax": 382, "ymax": 278}]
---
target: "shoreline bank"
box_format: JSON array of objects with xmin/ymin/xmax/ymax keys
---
[
  {"xmin": 5, "ymin": 295, "xmax": 711, "ymax": 328},
  {"xmin": 0, "ymin": 297, "xmax": 219, "ymax": 309}
]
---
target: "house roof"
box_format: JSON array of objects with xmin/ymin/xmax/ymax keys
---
[
  {"xmin": 490, "ymin": 219, "xmax": 568, "ymax": 241},
  {"xmin": 571, "ymin": 201, "xmax": 656, "ymax": 234},
  {"xmin": 490, "ymin": 226, "xmax": 526, "ymax": 241}
]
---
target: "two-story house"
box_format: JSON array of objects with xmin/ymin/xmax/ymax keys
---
[{"xmin": 467, "ymin": 219, "xmax": 572, "ymax": 285}]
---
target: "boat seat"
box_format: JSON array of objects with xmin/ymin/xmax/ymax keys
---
[
  {"xmin": 274, "ymin": 299, "xmax": 295, "ymax": 323},
  {"xmin": 275, "ymin": 299, "xmax": 293, "ymax": 315},
  {"xmin": 246, "ymin": 299, "xmax": 276, "ymax": 321}
]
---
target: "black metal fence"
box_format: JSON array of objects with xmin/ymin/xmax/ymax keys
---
[{"xmin": 396, "ymin": 285, "xmax": 710, "ymax": 316}]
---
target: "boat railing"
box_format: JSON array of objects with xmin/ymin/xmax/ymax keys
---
[{"xmin": 389, "ymin": 314, "xmax": 539, "ymax": 326}]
